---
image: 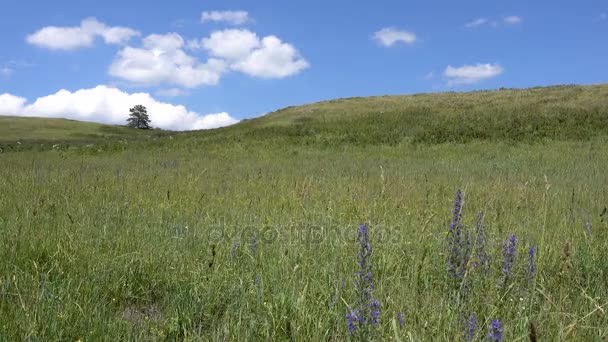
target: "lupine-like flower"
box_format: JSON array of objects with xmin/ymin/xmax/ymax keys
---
[
  {"xmin": 346, "ymin": 224, "xmax": 381, "ymax": 336},
  {"xmin": 474, "ymin": 211, "xmax": 491, "ymax": 273},
  {"xmin": 525, "ymin": 246, "xmax": 537, "ymax": 285},
  {"xmin": 464, "ymin": 312, "xmax": 478, "ymax": 341},
  {"xmin": 346, "ymin": 308, "xmax": 361, "ymax": 334},
  {"xmin": 500, "ymin": 234, "xmax": 517, "ymax": 284},
  {"xmin": 488, "ymin": 319, "xmax": 503, "ymax": 341},
  {"xmin": 448, "ymin": 190, "xmax": 468, "ymax": 280},
  {"xmin": 397, "ymin": 312, "xmax": 405, "ymax": 328},
  {"xmin": 368, "ymin": 300, "xmax": 380, "ymax": 326}
]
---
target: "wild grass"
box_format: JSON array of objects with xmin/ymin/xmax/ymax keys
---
[
  {"xmin": 1, "ymin": 84, "xmax": 608, "ymax": 340},
  {"xmin": 1, "ymin": 138, "xmax": 607, "ymax": 340},
  {"xmin": 0, "ymin": 116, "xmax": 173, "ymax": 149}
]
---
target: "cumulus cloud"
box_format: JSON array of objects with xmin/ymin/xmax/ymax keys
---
[
  {"xmin": 443, "ymin": 63, "xmax": 503, "ymax": 85},
  {"xmin": 373, "ymin": 28, "xmax": 416, "ymax": 47},
  {"xmin": 0, "ymin": 86, "xmax": 238, "ymax": 131},
  {"xmin": 201, "ymin": 11, "xmax": 251, "ymax": 25},
  {"xmin": 109, "ymin": 33, "xmax": 227, "ymax": 88},
  {"xmin": 0, "ymin": 93, "xmax": 27, "ymax": 113},
  {"xmin": 26, "ymin": 17, "xmax": 139, "ymax": 50},
  {"xmin": 465, "ymin": 18, "xmax": 488, "ymax": 28},
  {"xmin": 202, "ymin": 29, "xmax": 260, "ymax": 60},
  {"xmin": 230, "ymin": 36, "xmax": 309, "ymax": 78},
  {"xmin": 196, "ymin": 29, "xmax": 308, "ymax": 78},
  {"xmin": 111, "ymin": 30, "xmax": 307, "ymax": 85}
]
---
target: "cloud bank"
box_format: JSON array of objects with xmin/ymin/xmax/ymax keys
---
[
  {"xmin": 109, "ymin": 33, "xmax": 227, "ymax": 88},
  {"xmin": 0, "ymin": 86, "xmax": 238, "ymax": 131}
]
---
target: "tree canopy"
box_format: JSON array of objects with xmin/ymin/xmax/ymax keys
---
[{"xmin": 126, "ymin": 105, "xmax": 151, "ymax": 129}]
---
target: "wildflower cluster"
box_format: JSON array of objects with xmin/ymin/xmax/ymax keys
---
[
  {"xmin": 447, "ymin": 190, "xmax": 470, "ymax": 281},
  {"xmin": 473, "ymin": 211, "xmax": 490, "ymax": 273},
  {"xmin": 500, "ymin": 234, "xmax": 517, "ymax": 285},
  {"xmin": 346, "ymin": 224, "xmax": 381, "ymax": 337}
]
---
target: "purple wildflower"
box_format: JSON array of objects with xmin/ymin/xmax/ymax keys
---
[
  {"xmin": 346, "ymin": 224, "xmax": 381, "ymax": 336},
  {"xmin": 500, "ymin": 234, "xmax": 517, "ymax": 284},
  {"xmin": 368, "ymin": 300, "xmax": 381, "ymax": 326},
  {"xmin": 488, "ymin": 319, "xmax": 503, "ymax": 341},
  {"xmin": 525, "ymin": 246, "xmax": 537, "ymax": 285},
  {"xmin": 464, "ymin": 312, "xmax": 477, "ymax": 341},
  {"xmin": 346, "ymin": 309, "xmax": 360, "ymax": 334},
  {"xmin": 474, "ymin": 211, "xmax": 491, "ymax": 273},
  {"xmin": 397, "ymin": 312, "xmax": 405, "ymax": 328},
  {"xmin": 448, "ymin": 190, "xmax": 467, "ymax": 280}
]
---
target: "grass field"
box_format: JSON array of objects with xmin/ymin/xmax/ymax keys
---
[
  {"xmin": 0, "ymin": 116, "xmax": 174, "ymax": 148},
  {"xmin": 1, "ymin": 84, "xmax": 608, "ymax": 340}
]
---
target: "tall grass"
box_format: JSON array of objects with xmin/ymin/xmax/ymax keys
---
[{"xmin": 1, "ymin": 138, "xmax": 607, "ymax": 340}]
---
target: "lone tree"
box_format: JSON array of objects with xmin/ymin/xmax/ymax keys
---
[{"xmin": 127, "ymin": 105, "xmax": 151, "ymax": 129}]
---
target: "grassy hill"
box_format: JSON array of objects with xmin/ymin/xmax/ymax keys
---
[
  {"xmin": 1, "ymin": 84, "xmax": 607, "ymax": 149},
  {"xmin": 0, "ymin": 116, "xmax": 174, "ymax": 146},
  {"xmin": 233, "ymin": 83, "xmax": 608, "ymax": 145}
]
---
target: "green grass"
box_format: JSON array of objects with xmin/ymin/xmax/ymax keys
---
[
  {"xmin": 1, "ymin": 84, "xmax": 608, "ymax": 340},
  {"xmin": 0, "ymin": 116, "xmax": 175, "ymax": 148}
]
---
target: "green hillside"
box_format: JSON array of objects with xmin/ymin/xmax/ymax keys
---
[
  {"xmin": 0, "ymin": 116, "xmax": 173, "ymax": 145},
  {"xmin": 233, "ymin": 83, "xmax": 608, "ymax": 145},
  {"xmin": 2, "ymin": 84, "xmax": 607, "ymax": 149}
]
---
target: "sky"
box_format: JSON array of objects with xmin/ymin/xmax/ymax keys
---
[{"xmin": 0, "ymin": 0, "xmax": 606, "ymax": 130}]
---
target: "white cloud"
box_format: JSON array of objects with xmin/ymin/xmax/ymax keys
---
[
  {"xmin": 464, "ymin": 16, "xmax": 522, "ymax": 28},
  {"xmin": 109, "ymin": 33, "xmax": 227, "ymax": 88},
  {"xmin": 0, "ymin": 67, "xmax": 13, "ymax": 77},
  {"xmin": 156, "ymin": 88, "xmax": 189, "ymax": 97},
  {"xmin": 465, "ymin": 18, "xmax": 488, "ymax": 28},
  {"xmin": 373, "ymin": 28, "xmax": 416, "ymax": 47},
  {"xmin": 424, "ymin": 72, "xmax": 434, "ymax": 80},
  {"xmin": 443, "ymin": 63, "xmax": 503, "ymax": 85},
  {"xmin": 0, "ymin": 86, "xmax": 238, "ymax": 131},
  {"xmin": 231, "ymin": 36, "xmax": 309, "ymax": 78},
  {"xmin": 200, "ymin": 29, "xmax": 308, "ymax": 78},
  {"xmin": 0, "ymin": 93, "xmax": 27, "ymax": 113},
  {"xmin": 202, "ymin": 29, "xmax": 260, "ymax": 60},
  {"xmin": 201, "ymin": 11, "xmax": 251, "ymax": 25},
  {"xmin": 26, "ymin": 17, "xmax": 139, "ymax": 50},
  {"xmin": 111, "ymin": 29, "xmax": 307, "ymax": 86},
  {"xmin": 503, "ymin": 16, "xmax": 523, "ymax": 24}
]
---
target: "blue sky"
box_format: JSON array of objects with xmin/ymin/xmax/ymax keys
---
[{"xmin": 0, "ymin": 0, "xmax": 606, "ymax": 130}]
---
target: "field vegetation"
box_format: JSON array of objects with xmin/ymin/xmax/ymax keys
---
[{"xmin": 1, "ymin": 84, "xmax": 607, "ymax": 340}]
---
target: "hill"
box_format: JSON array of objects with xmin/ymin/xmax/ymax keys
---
[
  {"xmin": 1, "ymin": 84, "xmax": 607, "ymax": 150},
  {"xmin": 231, "ymin": 84, "xmax": 608, "ymax": 145},
  {"xmin": 0, "ymin": 116, "xmax": 174, "ymax": 147}
]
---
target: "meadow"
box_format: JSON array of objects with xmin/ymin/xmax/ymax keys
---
[{"xmin": 1, "ymin": 84, "xmax": 608, "ymax": 340}]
